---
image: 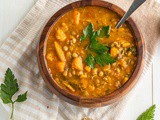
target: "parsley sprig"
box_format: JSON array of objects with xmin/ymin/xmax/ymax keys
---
[
  {"xmin": 80, "ymin": 23, "xmax": 115, "ymax": 68},
  {"xmin": 137, "ymin": 105, "xmax": 156, "ymax": 120},
  {"xmin": 0, "ymin": 68, "xmax": 28, "ymax": 120}
]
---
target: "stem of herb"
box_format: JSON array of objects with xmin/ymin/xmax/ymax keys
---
[{"xmin": 10, "ymin": 102, "xmax": 14, "ymax": 120}]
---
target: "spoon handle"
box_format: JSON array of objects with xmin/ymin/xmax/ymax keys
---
[{"xmin": 116, "ymin": 0, "xmax": 146, "ymax": 29}]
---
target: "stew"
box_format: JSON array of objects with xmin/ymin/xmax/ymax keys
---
[{"xmin": 45, "ymin": 6, "xmax": 137, "ymax": 98}]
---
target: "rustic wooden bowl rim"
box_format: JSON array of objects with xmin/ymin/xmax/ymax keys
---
[{"xmin": 37, "ymin": 0, "xmax": 145, "ymax": 107}]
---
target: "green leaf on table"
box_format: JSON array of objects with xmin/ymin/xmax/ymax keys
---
[
  {"xmin": 95, "ymin": 53, "xmax": 116, "ymax": 66},
  {"xmin": 85, "ymin": 54, "xmax": 95, "ymax": 69},
  {"xmin": 80, "ymin": 23, "xmax": 93, "ymax": 41},
  {"xmin": 137, "ymin": 105, "xmax": 156, "ymax": 120},
  {"xmin": 0, "ymin": 68, "xmax": 28, "ymax": 119},
  {"xmin": 0, "ymin": 68, "xmax": 19, "ymax": 104},
  {"xmin": 15, "ymin": 91, "xmax": 28, "ymax": 102},
  {"xmin": 97, "ymin": 26, "xmax": 111, "ymax": 38}
]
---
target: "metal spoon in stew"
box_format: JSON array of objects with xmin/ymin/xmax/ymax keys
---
[{"xmin": 116, "ymin": 0, "xmax": 146, "ymax": 29}]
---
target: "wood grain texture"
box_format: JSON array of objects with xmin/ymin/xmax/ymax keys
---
[{"xmin": 37, "ymin": 0, "xmax": 145, "ymax": 107}]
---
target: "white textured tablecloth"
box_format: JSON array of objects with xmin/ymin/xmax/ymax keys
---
[{"xmin": 0, "ymin": 0, "xmax": 160, "ymax": 120}]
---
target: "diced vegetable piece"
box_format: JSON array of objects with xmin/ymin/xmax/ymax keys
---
[
  {"xmin": 122, "ymin": 42, "xmax": 130, "ymax": 48},
  {"xmin": 46, "ymin": 53, "xmax": 54, "ymax": 61},
  {"xmin": 92, "ymin": 68, "xmax": 98, "ymax": 75},
  {"xmin": 72, "ymin": 57, "xmax": 83, "ymax": 71},
  {"xmin": 85, "ymin": 66, "xmax": 91, "ymax": 72},
  {"xmin": 63, "ymin": 82, "xmax": 75, "ymax": 92},
  {"xmin": 55, "ymin": 28, "xmax": 66, "ymax": 41},
  {"xmin": 63, "ymin": 70, "xmax": 68, "ymax": 77},
  {"xmin": 115, "ymin": 81, "xmax": 121, "ymax": 88},
  {"xmin": 83, "ymin": 91, "xmax": 89, "ymax": 96},
  {"xmin": 122, "ymin": 77, "xmax": 129, "ymax": 84},
  {"xmin": 56, "ymin": 61, "xmax": 65, "ymax": 72},
  {"xmin": 73, "ymin": 10, "xmax": 80, "ymax": 25},
  {"xmin": 119, "ymin": 59, "xmax": 127, "ymax": 68},
  {"xmin": 61, "ymin": 22, "xmax": 68, "ymax": 32},
  {"xmin": 110, "ymin": 47, "xmax": 119, "ymax": 58},
  {"xmin": 80, "ymin": 73, "xmax": 87, "ymax": 79},
  {"xmin": 54, "ymin": 41, "xmax": 66, "ymax": 62}
]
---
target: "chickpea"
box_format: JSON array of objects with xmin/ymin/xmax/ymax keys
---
[
  {"xmin": 68, "ymin": 72, "xmax": 72, "ymax": 77},
  {"xmin": 71, "ymin": 31, "xmax": 76, "ymax": 35},
  {"xmin": 92, "ymin": 68, "xmax": 98, "ymax": 75},
  {"xmin": 115, "ymin": 81, "xmax": 121, "ymax": 88},
  {"xmin": 103, "ymin": 65, "xmax": 111, "ymax": 72},
  {"xmin": 69, "ymin": 46, "xmax": 74, "ymax": 51},
  {"xmin": 99, "ymin": 71, "xmax": 104, "ymax": 77},
  {"xmin": 63, "ymin": 70, "xmax": 68, "ymax": 77},
  {"xmin": 72, "ymin": 70, "xmax": 76, "ymax": 75},
  {"xmin": 116, "ymin": 68, "xmax": 120, "ymax": 73},
  {"xmin": 128, "ymin": 51, "xmax": 132, "ymax": 56},
  {"xmin": 95, "ymin": 79, "xmax": 100, "ymax": 84},
  {"xmin": 78, "ymin": 71, "xmax": 83, "ymax": 76},
  {"xmin": 72, "ymin": 53, "xmax": 78, "ymax": 58},
  {"xmin": 103, "ymin": 76, "xmax": 108, "ymax": 81},
  {"xmin": 63, "ymin": 46, "xmax": 68, "ymax": 51},
  {"xmin": 72, "ymin": 38, "xmax": 77, "ymax": 43}
]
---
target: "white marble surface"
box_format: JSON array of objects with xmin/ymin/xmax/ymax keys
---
[{"xmin": 0, "ymin": 0, "xmax": 160, "ymax": 120}]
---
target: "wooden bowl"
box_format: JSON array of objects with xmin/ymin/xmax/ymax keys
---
[{"xmin": 37, "ymin": 0, "xmax": 145, "ymax": 107}]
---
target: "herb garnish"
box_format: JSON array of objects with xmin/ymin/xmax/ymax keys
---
[
  {"xmin": 95, "ymin": 53, "xmax": 116, "ymax": 66},
  {"xmin": 137, "ymin": 105, "xmax": 156, "ymax": 120},
  {"xmin": 0, "ymin": 68, "xmax": 28, "ymax": 120},
  {"xmin": 80, "ymin": 23, "xmax": 115, "ymax": 68},
  {"xmin": 80, "ymin": 23, "xmax": 93, "ymax": 41},
  {"xmin": 97, "ymin": 26, "xmax": 111, "ymax": 38},
  {"xmin": 90, "ymin": 31, "xmax": 109, "ymax": 54},
  {"xmin": 84, "ymin": 54, "xmax": 95, "ymax": 69}
]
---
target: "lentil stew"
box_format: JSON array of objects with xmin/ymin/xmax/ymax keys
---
[{"xmin": 45, "ymin": 6, "xmax": 137, "ymax": 98}]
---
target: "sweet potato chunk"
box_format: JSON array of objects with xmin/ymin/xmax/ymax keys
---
[
  {"xmin": 72, "ymin": 57, "xmax": 83, "ymax": 71},
  {"xmin": 46, "ymin": 53, "xmax": 54, "ymax": 61},
  {"xmin": 73, "ymin": 10, "xmax": 80, "ymax": 25},
  {"xmin": 56, "ymin": 61, "xmax": 65, "ymax": 72},
  {"xmin": 55, "ymin": 28, "xmax": 66, "ymax": 41},
  {"xmin": 54, "ymin": 41, "xmax": 66, "ymax": 62}
]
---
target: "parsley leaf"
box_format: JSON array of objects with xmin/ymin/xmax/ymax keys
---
[
  {"xmin": 90, "ymin": 32, "xmax": 109, "ymax": 54},
  {"xmin": 137, "ymin": 105, "xmax": 156, "ymax": 120},
  {"xmin": 95, "ymin": 53, "xmax": 116, "ymax": 66},
  {"xmin": 85, "ymin": 54, "xmax": 95, "ymax": 69},
  {"xmin": 0, "ymin": 68, "xmax": 28, "ymax": 119},
  {"xmin": 97, "ymin": 26, "xmax": 111, "ymax": 38},
  {"xmin": 0, "ymin": 68, "xmax": 19, "ymax": 104},
  {"xmin": 90, "ymin": 42, "xmax": 109, "ymax": 54},
  {"xmin": 15, "ymin": 91, "xmax": 28, "ymax": 102},
  {"xmin": 80, "ymin": 23, "xmax": 93, "ymax": 41},
  {"xmin": 80, "ymin": 23, "xmax": 115, "ymax": 68}
]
